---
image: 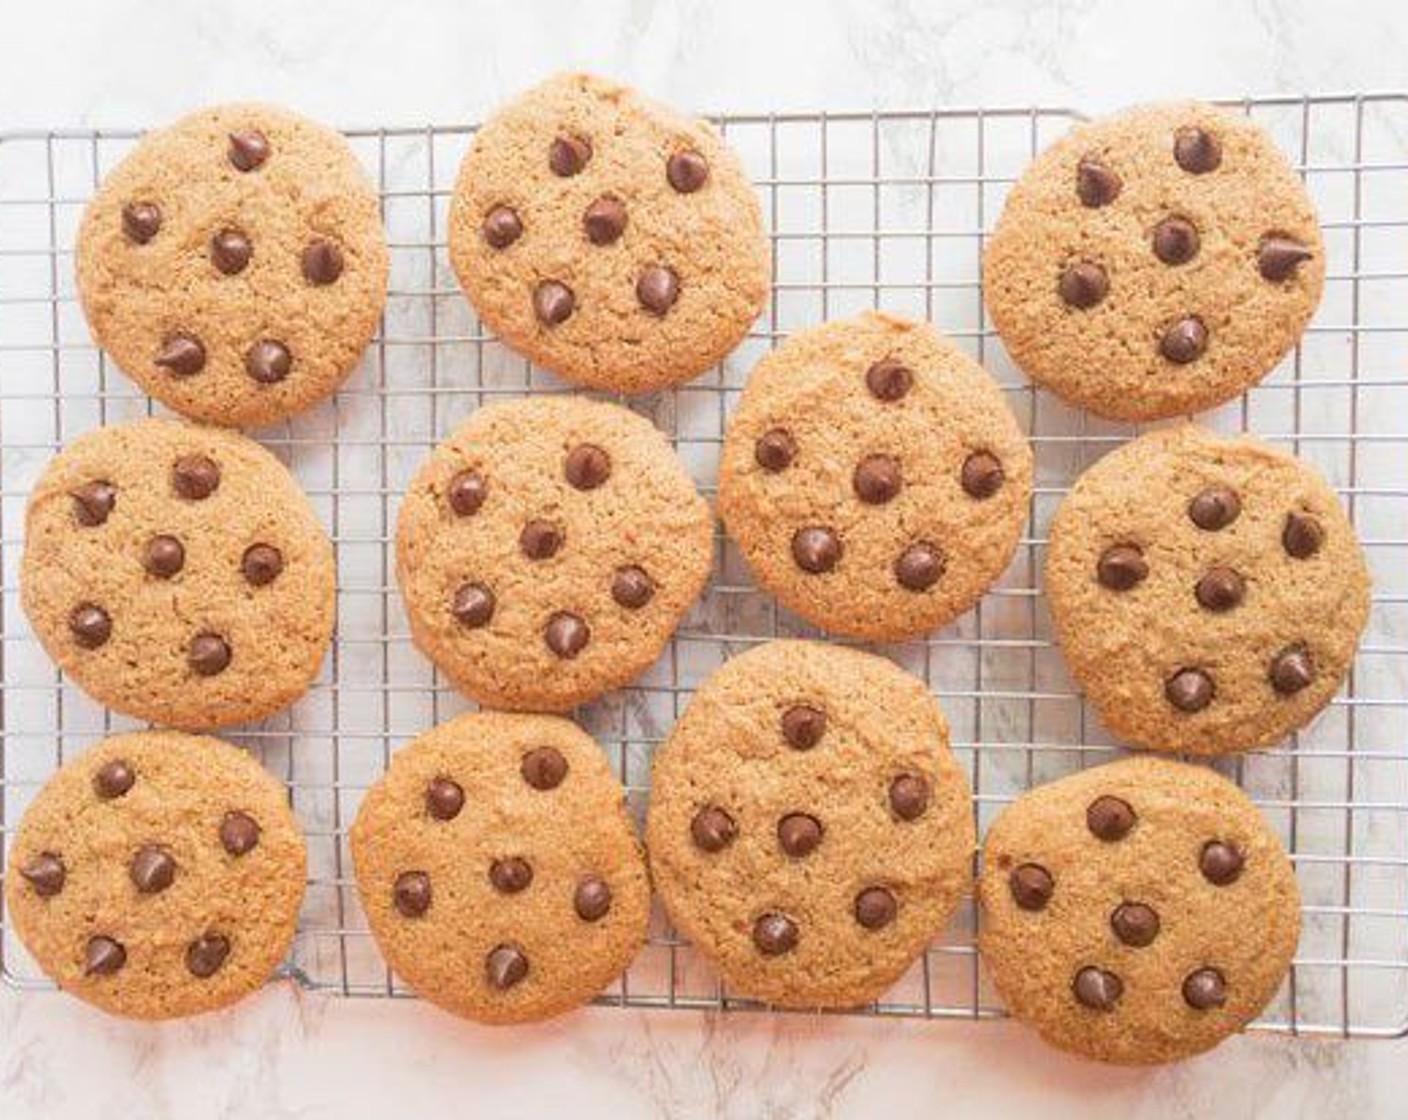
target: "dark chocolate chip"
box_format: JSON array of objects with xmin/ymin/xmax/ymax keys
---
[
  {"xmin": 1195, "ymin": 566, "xmax": 1245, "ymax": 612},
  {"xmin": 1076, "ymin": 156, "xmax": 1122, "ymax": 207},
  {"xmin": 1188, "ymin": 486, "xmax": 1241, "ymax": 530},
  {"xmin": 583, "ymin": 196, "xmax": 627, "ymax": 245},
  {"xmin": 1182, "ymin": 967, "xmax": 1227, "ymax": 1009},
  {"xmin": 548, "ymin": 135, "xmax": 592, "ymax": 176},
  {"xmin": 1200, "ymin": 840, "xmax": 1245, "ymax": 886},
  {"xmin": 1086, "ymin": 795, "xmax": 1135, "ymax": 841},
  {"xmin": 220, "ymin": 811, "xmax": 260, "ymax": 856},
  {"xmin": 20, "ymin": 852, "xmax": 66, "ymax": 897},
  {"xmin": 1160, "ymin": 316, "xmax": 1208, "ymax": 363},
  {"xmin": 1282, "ymin": 512, "xmax": 1324, "ymax": 559},
  {"xmin": 448, "ymin": 470, "xmax": 487, "ymax": 516},
  {"xmin": 865, "ymin": 358, "xmax": 913, "ymax": 401},
  {"xmin": 156, "ymin": 334, "xmax": 206, "ymax": 377},
  {"xmin": 1072, "ymin": 966, "xmax": 1123, "ymax": 1010},
  {"xmin": 489, "ymin": 857, "xmax": 533, "ymax": 894},
  {"xmin": 1166, "ymin": 668, "xmax": 1215, "ymax": 712},
  {"xmin": 521, "ymin": 746, "xmax": 568, "ymax": 790},
  {"xmin": 782, "ymin": 705, "xmax": 826, "ymax": 750},
  {"xmin": 122, "ymin": 201, "xmax": 162, "ymax": 244},
  {"xmin": 482, "ymin": 206, "xmax": 523, "ymax": 250},
  {"xmin": 1152, "ymin": 216, "xmax": 1200, "ymax": 265},
  {"xmin": 667, "ymin": 149, "xmax": 710, "ymax": 193},
  {"xmin": 894, "ymin": 542, "xmax": 944, "ymax": 591},
  {"xmin": 752, "ymin": 912, "xmax": 798, "ymax": 956},
  {"xmin": 228, "ymin": 129, "xmax": 270, "ymax": 171},
  {"xmin": 1058, "ymin": 261, "xmax": 1109, "ymax": 309},
  {"xmin": 188, "ymin": 632, "xmax": 232, "ymax": 676},
  {"xmin": 1258, "ymin": 235, "xmax": 1313, "ymax": 282},
  {"xmin": 519, "ymin": 519, "xmax": 564, "ymax": 560},
  {"xmin": 302, "ymin": 239, "xmax": 344, "ymax": 284},
  {"xmin": 534, "ymin": 280, "xmax": 575, "ymax": 326},
  {"xmin": 241, "ymin": 543, "xmax": 283, "ymax": 586},
  {"xmin": 1174, "ymin": 126, "xmax": 1222, "ymax": 174},
  {"xmin": 93, "ymin": 759, "xmax": 135, "ymax": 800},
  {"xmin": 69, "ymin": 603, "xmax": 111, "ymax": 649},
  {"xmin": 71, "ymin": 480, "xmax": 116, "ymax": 526},
  {"xmin": 889, "ymin": 773, "xmax": 931, "ymax": 821},
  {"xmin": 574, "ymin": 876, "xmax": 612, "ymax": 922},
  {"xmin": 961, "ymin": 450, "xmax": 1005, "ymax": 499},
  {"xmin": 211, "ymin": 228, "xmax": 252, "ymax": 275},
  {"xmin": 565, "ymin": 443, "xmax": 612, "ymax": 490},
  {"xmin": 1269, "ymin": 644, "xmax": 1314, "ymax": 694},
  {"xmin": 1110, "ymin": 901, "xmax": 1161, "ymax": 947},
  {"xmin": 791, "ymin": 526, "xmax": 841, "ymax": 574},
  {"xmin": 854, "ymin": 886, "xmax": 898, "ymax": 930},
  {"xmin": 611, "ymin": 565, "xmax": 654, "ymax": 609},
  {"xmin": 393, "ymin": 870, "xmax": 431, "ymax": 917},
  {"xmin": 545, "ymin": 611, "xmax": 590, "ymax": 658},
  {"xmin": 636, "ymin": 265, "xmax": 680, "ymax": 314},
  {"xmin": 776, "ymin": 813, "xmax": 823, "ymax": 858},
  {"xmin": 130, "ymin": 845, "xmax": 176, "ymax": 894},
  {"xmin": 452, "ymin": 582, "xmax": 496, "ymax": 628},
  {"xmin": 1096, "ymin": 544, "xmax": 1148, "ymax": 591},
  {"xmin": 754, "ymin": 429, "xmax": 797, "ymax": 472},
  {"xmin": 173, "ymin": 454, "xmax": 221, "ymax": 500},
  {"xmin": 690, "ymin": 806, "xmax": 737, "ymax": 852},
  {"xmin": 143, "ymin": 535, "xmax": 185, "ymax": 578},
  {"xmin": 1009, "ymin": 863, "xmax": 1054, "ymax": 911},
  {"xmin": 185, "ymin": 933, "xmax": 230, "ymax": 978},
  {"xmin": 853, "ymin": 454, "xmax": 902, "ymax": 504},
  {"xmin": 245, "ymin": 339, "xmax": 292, "ymax": 384},
  {"xmin": 486, "ymin": 944, "xmax": 529, "ymax": 989},
  {"xmin": 84, "ymin": 935, "xmax": 127, "ymax": 976},
  {"xmin": 426, "ymin": 778, "xmax": 465, "ymax": 821}
]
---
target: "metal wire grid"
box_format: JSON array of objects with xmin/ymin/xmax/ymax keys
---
[{"xmin": 1, "ymin": 94, "xmax": 1406, "ymax": 1037}]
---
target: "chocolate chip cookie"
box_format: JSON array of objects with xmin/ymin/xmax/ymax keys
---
[
  {"xmin": 20, "ymin": 418, "xmax": 336, "ymax": 729},
  {"xmin": 396, "ymin": 396, "xmax": 712, "ymax": 711},
  {"xmin": 984, "ymin": 101, "xmax": 1323, "ymax": 420},
  {"xmin": 447, "ymin": 72, "xmax": 770, "ymax": 392},
  {"xmin": 4, "ymin": 730, "xmax": 306, "ymax": 1019},
  {"xmin": 1045, "ymin": 425, "xmax": 1370, "ymax": 754},
  {"xmin": 350, "ymin": 711, "xmax": 650, "ymax": 1024},
  {"xmin": 646, "ymin": 640, "xmax": 974, "ymax": 1007},
  {"xmin": 978, "ymin": 756, "xmax": 1300, "ymax": 1064},
  {"xmin": 717, "ymin": 312, "xmax": 1032, "ymax": 639},
  {"xmin": 76, "ymin": 103, "xmax": 388, "ymax": 428}
]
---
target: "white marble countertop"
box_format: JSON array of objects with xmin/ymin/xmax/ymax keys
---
[{"xmin": 3, "ymin": 1, "xmax": 1407, "ymax": 1116}]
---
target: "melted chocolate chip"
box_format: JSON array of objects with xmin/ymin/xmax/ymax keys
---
[
  {"xmin": 583, "ymin": 196, "xmax": 627, "ymax": 245},
  {"xmin": 489, "ymin": 857, "xmax": 533, "ymax": 894},
  {"xmin": 241, "ymin": 543, "xmax": 283, "ymax": 587},
  {"xmin": 1258, "ymin": 235, "xmax": 1313, "ymax": 282},
  {"xmin": 211, "ymin": 228, "xmax": 252, "ymax": 275},
  {"xmin": 156, "ymin": 334, "xmax": 206, "ymax": 377},
  {"xmin": 791, "ymin": 526, "xmax": 842, "ymax": 574},
  {"xmin": 220, "ymin": 811, "xmax": 260, "ymax": 856},
  {"xmin": 755, "ymin": 429, "xmax": 797, "ymax": 472},
  {"xmin": 534, "ymin": 280, "xmax": 575, "ymax": 325},
  {"xmin": 122, "ymin": 201, "xmax": 162, "ymax": 244},
  {"xmin": 889, "ymin": 773, "xmax": 931, "ymax": 821},
  {"xmin": 521, "ymin": 746, "xmax": 568, "ymax": 791},
  {"xmin": 71, "ymin": 480, "xmax": 116, "ymax": 526},
  {"xmin": 574, "ymin": 876, "xmax": 612, "ymax": 921},
  {"xmin": 1188, "ymin": 486, "xmax": 1241, "ymax": 531},
  {"xmin": 519, "ymin": 519, "xmax": 564, "ymax": 560},
  {"xmin": 84, "ymin": 935, "xmax": 127, "ymax": 976},
  {"xmin": 611, "ymin": 565, "xmax": 654, "ymax": 609},
  {"xmin": 1166, "ymin": 668, "xmax": 1215, "ymax": 712},
  {"xmin": 1269, "ymin": 644, "xmax": 1314, "ymax": 694},
  {"xmin": 448, "ymin": 470, "xmax": 487, "ymax": 516},
  {"xmin": 1086, "ymin": 795, "xmax": 1135, "ymax": 841},
  {"xmin": 246, "ymin": 339, "xmax": 292, "ymax": 384},
  {"xmin": 1160, "ymin": 316, "xmax": 1208, "ymax": 364},
  {"xmin": 1072, "ymin": 965, "xmax": 1123, "ymax": 1010},
  {"xmin": 130, "ymin": 845, "xmax": 177, "ymax": 894},
  {"xmin": 1152, "ymin": 216, "xmax": 1200, "ymax": 265},
  {"xmin": 486, "ymin": 944, "xmax": 529, "ymax": 989},
  {"xmin": 777, "ymin": 813, "xmax": 823, "ymax": 858},
  {"xmin": 690, "ymin": 806, "xmax": 737, "ymax": 852},
  {"xmin": 186, "ymin": 933, "xmax": 231, "ymax": 978},
  {"xmin": 1282, "ymin": 512, "xmax": 1323, "ymax": 559},
  {"xmin": 483, "ymin": 206, "xmax": 524, "ymax": 250},
  {"xmin": 752, "ymin": 912, "xmax": 798, "ymax": 956},
  {"xmin": 302, "ymin": 239, "xmax": 345, "ymax": 284},
  {"xmin": 1009, "ymin": 863, "xmax": 1054, "ymax": 911},
  {"xmin": 782, "ymin": 705, "xmax": 826, "ymax": 750},
  {"xmin": 20, "ymin": 852, "xmax": 66, "ymax": 897},
  {"xmin": 451, "ymin": 582, "xmax": 495, "ymax": 628},
  {"xmin": 1195, "ymin": 566, "xmax": 1245, "ymax": 612},
  {"xmin": 1058, "ymin": 261, "xmax": 1109, "ymax": 308},
  {"xmin": 1110, "ymin": 901, "xmax": 1161, "ymax": 947},
  {"xmin": 1076, "ymin": 156, "xmax": 1122, "ymax": 207},
  {"xmin": 393, "ymin": 870, "xmax": 431, "ymax": 917},
  {"xmin": 667, "ymin": 149, "xmax": 710, "ymax": 193},
  {"xmin": 188, "ymin": 632, "xmax": 232, "ymax": 676},
  {"xmin": 426, "ymin": 778, "xmax": 465, "ymax": 821},
  {"xmin": 544, "ymin": 611, "xmax": 589, "ymax": 658},
  {"xmin": 1174, "ymin": 126, "xmax": 1222, "ymax": 174},
  {"xmin": 854, "ymin": 886, "xmax": 898, "ymax": 930},
  {"xmin": 69, "ymin": 603, "xmax": 111, "ymax": 649},
  {"xmin": 565, "ymin": 443, "xmax": 611, "ymax": 490},
  {"xmin": 1182, "ymin": 967, "xmax": 1227, "ymax": 1009},
  {"xmin": 93, "ymin": 759, "xmax": 135, "ymax": 800},
  {"xmin": 548, "ymin": 135, "xmax": 592, "ymax": 177},
  {"xmin": 865, "ymin": 358, "xmax": 913, "ymax": 402},
  {"xmin": 636, "ymin": 265, "xmax": 680, "ymax": 314},
  {"xmin": 961, "ymin": 451, "xmax": 1005, "ymax": 499},
  {"xmin": 1200, "ymin": 840, "xmax": 1245, "ymax": 885},
  {"xmin": 895, "ymin": 542, "xmax": 944, "ymax": 591},
  {"xmin": 853, "ymin": 454, "xmax": 901, "ymax": 504},
  {"xmin": 143, "ymin": 535, "xmax": 185, "ymax": 578},
  {"xmin": 173, "ymin": 454, "xmax": 220, "ymax": 500},
  {"xmin": 228, "ymin": 129, "xmax": 270, "ymax": 171},
  {"xmin": 1097, "ymin": 544, "xmax": 1148, "ymax": 591}
]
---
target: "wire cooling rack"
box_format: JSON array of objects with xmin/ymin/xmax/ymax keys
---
[{"xmin": 1, "ymin": 93, "xmax": 1407, "ymax": 1039}]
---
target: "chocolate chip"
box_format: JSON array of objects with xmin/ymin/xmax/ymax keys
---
[
  {"xmin": 583, "ymin": 196, "xmax": 627, "ymax": 245},
  {"xmin": 143, "ymin": 535, "xmax": 185, "ymax": 578},
  {"xmin": 777, "ymin": 813, "xmax": 823, "ymax": 858},
  {"xmin": 1182, "ymin": 967, "xmax": 1227, "ymax": 1009},
  {"xmin": 1009, "ymin": 863, "xmax": 1054, "ymax": 911},
  {"xmin": 752, "ymin": 912, "xmax": 798, "ymax": 956},
  {"xmin": 188, "ymin": 632, "xmax": 232, "ymax": 676},
  {"xmin": 1174, "ymin": 126, "xmax": 1222, "ymax": 174},
  {"xmin": 93, "ymin": 759, "xmax": 135, "ymax": 800},
  {"xmin": 1200, "ymin": 840, "xmax": 1244, "ymax": 885},
  {"xmin": 448, "ymin": 470, "xmax": 487, "ymax": 516},
  {"xmin": 792, "ymin": 526, "xmax": 841, "ymax": 574},
  {"xmin": 173, "ymin": 454, "xmax": 220, "ymax": 500},
  {"xmin": 489, "ymin": 857, "xmax": 533, "ymax": 894},
  {"xmin": 241, "ymin": 543, "xmax": 283, "ymax": 587},
  {"xmin": 691, "ymin": 806, "xmax": 737, "ymax": 852},
  {"xmin": 853, "ymin": 454, "xmax": 901, "ymax": 504},
  {"xmin": 1160, "ymin": 316, "xmax": 1208, "ymax": 364},
  {"xmin": 782, "ymin": 705, "xmax": 826, "ymax": 750},
  {"xmin": 1269, "ymin": 644, "xmax": 1314, "ymax": 694},
  {"xmin": 1110, "ymin": 901, "xmax": 1160, "ymax": 947},
  {"xmin": 1058, "ymin": 262, "xmax": 1109, "ymax": 309},
  {"xmin": 895, "ymin": 542, "xmax": 944, "ymax": 591},
  {"xmin": 393, "ymin": 871, "xmax": 431, "ymax": 917},
  {"xmin": 1196, "ymin": 566, "xmax": 1245, "ymax": 612},
  {"xmin": 1166, "ymin": 668, "xmax": 1215, "ymax": 712},
  {"xmin": 865, "ymin": 358, "xmax": 913, "ymax": 402},
  {"xmin": 1188, "ymin": 486, "xmax": 1241, "ymax": 530},
  {"xmin": 1150, "ymin": 216, "xmax": 1200, "ymax": 266},
  {"xmin": 1076, "ymin": 156, "xmax": 1122, "ymax": 207},
  {"xmin": 889, "ymin": 773, "xmax": 931, "ymax": 821},
  {"xmin": 534, "ymin": 280, "xmax": 575, "ymax": 326},
  {"xmin": 548, "ymin": 135, "xmax": 592, "ymax": 176},
  {"xmin": 452, "ymin": 583, "xmax": 495, "ymax": 628},
  {"xmin": 637, "ymin": 265, "xmax": 680, "ymax": 314},
  {"xmin": 667, "ymin": 149, "xmax": 710, "ymax": 193},
  {"xmin": 1086, "ymin": 795, "xmax": 1135, "ymax": 841},
  {"xmin": 519, "ymin": 519, "xmax": 564, "ymax": 560},
  {"xmin": 228, "ymin": 129, "xmax": 270, "ymax": 171},
  {"xmin": 122, "ymin": 201, "xmax": 162, "ymax": 244},
  {"xmin": 1258, "ymin": 235, "xmax": 1313, "ymax": 282},
  {"xmin": 611, "ymin": 565, "xmax": 654, "ymax": 609},
  {"xmin": 545, "ymin": 611, "xmax": 590, "ymax": 658},
  {"xmin": 155, "ymin": 334, "xmax": 206, "ymax": 377},
  {"xmin": 854, "ymin": 886, "xmax": 898, "ymax": 930},
  {"xmin": 426, "ymin": 778, "xmax": 464, "ymax": 821},
  {"xmin": 1097, "ymin": 544, "xmax": 1148, "ymax": 591},
  {"xmin": 1072, "ymin": 966, "xmax": 1123, "ymax": 1011},
  {"xmin": 521, "ymin": 746, "xmax": 568, "ymax": 790},
  {"xmin": 186, "ymin": 933, "xmax": 231, "ymax": 978},
  {"xmin": 486, "ymin": 944, "xmax": 529, "ymax": 989},
  {"xmin": 246, "ymin": 339, "xmax": 292, "ymax": 384},
  {"xmin": 20, "ymin": 852, "xmax": 65, "ymax": 897},
  {"xmin": 220, "ymin": 811, "xmax": 260, "ymax": 856},
  {"xmin": 565, "ymin": 443, "xmax": 612, "ymax": 490},
  {"xmin": 302, "ymin": 239, "xmax": 344, "ymax": 284},
  {"xmin": 130, "ymin": 845, "xmax": 177, "ymax": 894},
  {"xmin": 71, "ymin": 480, "xmax": 116, "ymax": 526},
  {"xmin": 755, "ymin": 429, "xmax": 797, "ymax": 472},
  {"xmin": 211, "ymin": 228, "xmax": 252, "ymax": 275},
  {"xmin": 84, "ymin": 935, "xmax": 127, "ymax": 976},
  {"xmin": 482, "ymin": 206, "xmax": 524, "ymax": 250},
  {"xmin": 961, "ymin": 451, "xmax": 1005, "ymax": 499},
  {"xmin": 574, "ymin": 876, "xmax": 612, "ymax": 921},
  {"xmin": 69, "ymin": 603, "xmax": 111, "ymax": 649},
  {"xmin": 1283, "ymin": 512, "xmax": 1324, "ymax": 558}
]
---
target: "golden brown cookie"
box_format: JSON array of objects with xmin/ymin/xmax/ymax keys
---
[
  {"xmin": 718, "ymin": 312, "xmax": 1032, "ymax": 639},
  {"xmin": 447, "ymin": 72, "xmax": 770, "ymax": 392},
  {"xmin": 984, "ymin": 101, "xmax": 1323, "ymax": 420},
  {"xmin": 4, "ymin": 731, "xmax": 306, "ymax": 1020},
  {"xmin": 395, "ymin": 396, "xmax": 712, "ymax": 711},
  {"xmin": 350, "ymin": 711, "xmax": 650, "ymax": 1024},
  {"xmin": 20, "ymin": 418, "xmax": 336, "ymax": 729},
  {"xmin": 76, "ymin": 103, "xmax": 388, "ymax": 427},
  {"xmin": 978, "ymin": 756, "xmax": 1300, "ymax": 1064},
  {"xmin": 646, "ymin": 641, "xmax": 974, "ymax": 1007},
  {"xmin": 1045, "ymin": 426, "xmax": 1370, "ymax": 754}
]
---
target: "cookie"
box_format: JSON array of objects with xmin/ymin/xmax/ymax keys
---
[
  {"xmin": 1045, "ymin": 425, "xmax": 1370, "ymax": 754},
  {"xmin": 978, "ymin": 756, "xmax": 1300, "ymax": 1064},
  {"xmin": 717, "ymin": 312, "xmax": 1032, "ymax": 640},
  {"xmin": 76, "ymin": 103, "xmax": 388, "ymax": 428},
  {"xmin": 4, "ymin": 731, "xmax": 306, "ymax": 1020},
  {"xmin": 395, "ymin": 395, "xmax": 712, "ymax": 711},
  {"xmin": 646, "ymin": 641, "xmax": 974, "ymax": 1007},
  {"xmin": 447, "ymin": 72, "xmax": 769, "ymax": 392},
  {"xmin": 984, "ymin": 101, "xmax": 1323, "ymax": 421},
  {"xmin": 20, "ymin": 418, "xmax": 336, "ymax": 729},
  {"xmin": 350, "ymin": 711, "xmax": 650, "ymax": 1024}
]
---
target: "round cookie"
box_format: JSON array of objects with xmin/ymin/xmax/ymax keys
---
[
  {"xmin": 447, "ymin": 72, "xmax": 770, "ymax": 392},
  {"xmin": 717, "ymin": 312, "xmax": 1032, "ymax": 640},
  {"xmin": 350, "ymin": 711, "xmax": 650, "ymax": 1024},
  {"xmin": 984, "ymin": 101, "xmax": 1323, "ymax": 421},
  {"xmin": 20, "ymin": 418, "xmax": 336, "ymax": 729},
  {"xmin": 646, "ymin": 641, "xmax": 974, "ymax": 1008},
  {"xmin": 395, "ymin": 395, "xmax": 712, "ymax": 711},
  {"xmin": 4, "ymin": 731, "xmax": 306, "ymax": 1020},
  {"xmin": 76, "ymin": 103, "xmax": 388, "ymax": 428},
  {"xmin": 978, "ymin": 756, "xmax": 1300, "ymax": 1064},
  {"xmin": 1045, "ymin": 425, "xmax": 1370, "ymax": 754}
]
